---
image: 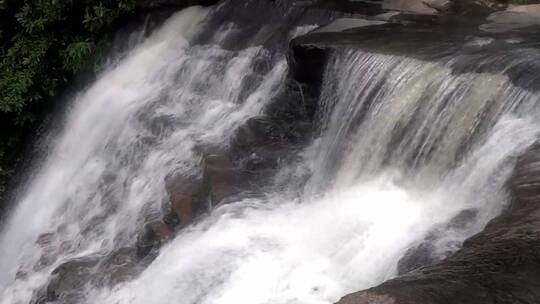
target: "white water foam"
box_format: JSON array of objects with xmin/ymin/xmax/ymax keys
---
[
  {"xmin": 2, "ymin": 6, "xmax": 540, "ymax": 304},
  {"xmin": 0, "ymin": 6, "xmax": 288, "ymax": 303}
]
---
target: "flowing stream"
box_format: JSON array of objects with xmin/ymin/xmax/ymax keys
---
[{"xmin": 1, "ymin": 3, "xmax": 540, "ymax": 304}]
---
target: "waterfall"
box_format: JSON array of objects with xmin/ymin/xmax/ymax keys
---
[
  {"xmin": 2, "ymin": 3, "xmax": 540, "ymax": 304},
  {"xmin": 0, "ymin": 6, "xmax": 289, "ymax": 303},
  {"xmin": 307, "ymin": 49, "xmax": 540, "ymax": 262},
  {"xmin": 87, "ymin": 49, "xmax": 540, "ymax": 304}
]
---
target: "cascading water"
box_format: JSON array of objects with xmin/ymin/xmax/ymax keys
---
[
  {"xmin": 308, "ymin": 49, "xmax": 540, "ymax": 260},
  {"xmin": 0, "ymin": 5, "xmax": 290, "ymax": 303},
  {"xmin": 88, "ymin": 48, "xmax": 540, "ymax": 304},
  {"xmin": 2, "ymin": 2, "xmax": 540, "ymax": 304}
]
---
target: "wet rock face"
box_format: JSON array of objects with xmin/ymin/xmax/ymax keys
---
[
  {"xmin": 397, "ymin": 209, "xmax": 478, "ymax": 274},
  {"xmin": 35, "ymin": 258, "xmax": 99, "ymax": 304},
  {"xmin": 335, "ymin": 147, "xmax": 540, "ymax": 304},
  {"xmin": 203, "ymin": 153, "xmax": 240, "ymax": 204},
  {"xmin": 165, "ymin": 173, "xmax": 207, "ymax": 227},
  {"xmin": 95, "ymin": 247, "xmax": 142, "ymax": 286},
  {"xmin": 32, "ymin": 248, "xmax": 147, "ymax": 304},
  {"xmin": 136, "ymin": 220, "xmax": 174, "ymax": 257}
]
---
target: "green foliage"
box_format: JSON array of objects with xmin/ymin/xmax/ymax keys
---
[
  {"xmin": 0, "ymin": 0, "xmax": 138, "ymax": 120},
  {"xmin": 0, "ymin": 0, "xmax": 139, "ymax": 200},
  {"xmin": 62, "ymin": 39, "xmax": 95, "ymax": 72}
]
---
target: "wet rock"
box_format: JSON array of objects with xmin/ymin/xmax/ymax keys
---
[
  {"xmin": 251, "ymin": 24, "xmax": 291, "ymax": 50},
  {"xmin": 481, "ymin": 4, "xmax": 540, "ymax": 32},
  {"xmin": 44, "ymin": 258, "xmax": 99, "ymax": 303},
  {"xmin": 164, "ymin": 169, "xmax": 210, "ymax": 228},
  {"xmin": 239, "ymin": 145, "xmax": 284, "ymax": 171},
  {"xmin": 266, "ymin": 77, "xmax": 319, "ymax": 129},
  {"xmin": 447, "ymin": 208, "xmax": 478, "ymax": 229},
  {"xmin": 234, "ymin": 117, "xmax": 287, "ymax": 148},
  {"xmin": 288, "ymin": 39, "xmax": 329, "ymax": 85},
  {"xmin": 426, "ymin": 0, "xmax": 453, "ymax": 12},
  {"xmin": 203, "ymin": 153, "xmax": 240, "ymax": 205},
  {"xmin": 397, "ymin": 242, "xmax": 439, "ymax": 275},
  {"xmin": 148, "ymin": 220, "xmax": 174, "ymax": 241},
  {"xmin": 313, "ymin": 18, "xmax": 387, "ymax": 33},
  {"xmin": 382, "ymin": 0, "xmax": 439, "ymax": 14},
  {"xmin": 290, "ymin": 14, "xmax": 540, "ymax": 94},
  {"xmin": 36, "ymin": 233, "xmax": 55, "ymax": 247},
  {"xmin": 94, "ymin": 247, "xmax": 142, "ymax": 287},
  {"xmin": 33, "ymin": 233, "xmax": 59, "ymax": 271},
  {"xmin": 166, "ymin": 176, "xmax": 195, "ymax": 227},
  {"xmin": 136, "ymin": 220, "xmax": 173, "ymax": 258},
  {"xmin": 397, "ymin": 208, "xmax": 478, "ymax": 274},
  {"xmin": 335, "ymin": 147, "xmax": 540, "ymax": 304},
  {"xmin": 148, "ymin": 114, "xmax": 181, "ymax": 137},
  {"xmin": 33, "ymin": 248, "xmax": 145, "ymax": 304}
]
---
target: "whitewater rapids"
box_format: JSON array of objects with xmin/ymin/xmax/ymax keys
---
[{"xmin": 1, "ymin": 3, "xmax": 540, "ymax": 304}]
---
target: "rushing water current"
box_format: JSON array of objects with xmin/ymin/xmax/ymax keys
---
[{"xmin": 2, "ymin": 3, "xmax": 540, "ymax": 304}]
